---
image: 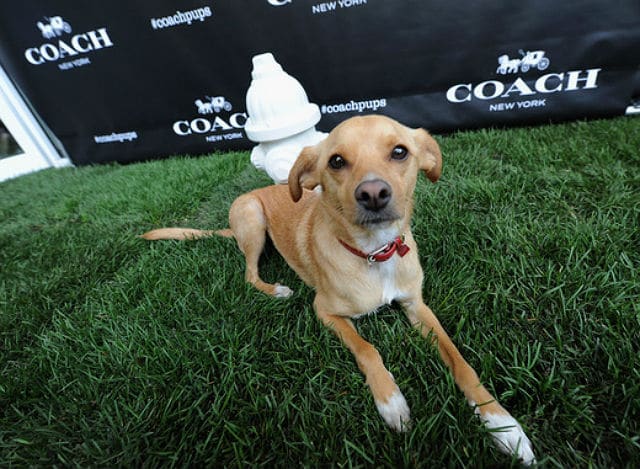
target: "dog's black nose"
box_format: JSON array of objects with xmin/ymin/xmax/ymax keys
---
[{"xmin": 355, "ymin": 179, "xmax": 392, "ymax": 211}]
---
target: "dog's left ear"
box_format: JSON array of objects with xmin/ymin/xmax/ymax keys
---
[
  {"xmin": 288, "ymin": 144, "xmax": 321, "ymax": 202},
  {"xmin": 412, "ymin": 128, "xmax": 442, "ymax": 183}
]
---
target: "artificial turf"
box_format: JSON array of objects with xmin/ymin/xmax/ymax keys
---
[{"xmin": 1, "ymin": 117, "xmax": 639, "ymax": 467}]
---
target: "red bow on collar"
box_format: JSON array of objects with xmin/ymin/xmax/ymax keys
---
[{"xmin": 339, "ymin": 235, "xmax": 410, "ymax": 264}]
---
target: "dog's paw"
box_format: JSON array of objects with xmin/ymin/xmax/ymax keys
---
[
  {"xmin": 481, "ymin": 412, "xmax": 536, "ymax": 466},
  {"xmin": 375, "ymin": 391, "xmax": 411, "ymax": 432},
  {"xmin": 274, "ymin": 284, "xmax": 293, "ymax": 298}
]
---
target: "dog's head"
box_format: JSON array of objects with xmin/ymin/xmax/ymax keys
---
[{"xmin": 288, "ymin": 115, "xmax": 442, "ymax": 228}]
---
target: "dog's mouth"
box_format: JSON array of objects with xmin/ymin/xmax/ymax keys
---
[{"xmin": 355, "ymin": 208, "xmax": 401, "ymax": 227}]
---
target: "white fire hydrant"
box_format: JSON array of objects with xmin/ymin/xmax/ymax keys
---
[{"xmin": 244, "ymin": 53, "xmax": 327, "ymax": 184}]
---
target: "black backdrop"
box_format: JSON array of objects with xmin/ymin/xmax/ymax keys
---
[{"xmin": 1, "ymin": 1, "xmax": 638, "ymax": 165}]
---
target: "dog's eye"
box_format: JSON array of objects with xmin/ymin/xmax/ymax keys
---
[
  {"xmin": 391, "ymin": 145, "xmax": 408, "ymax": 161},
  {"xmin": 328, "ymin": 154, "xmax": 346, "ymax": 170}
]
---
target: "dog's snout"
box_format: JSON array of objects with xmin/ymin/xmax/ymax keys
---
[{"xmin": 355, "ymin": 179, "xmax": 392, "ymax": 211}]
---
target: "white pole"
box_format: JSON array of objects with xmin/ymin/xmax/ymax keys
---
[{"xmin": 0, "ymin": 63, "xmax": 73, "ymax": 183}]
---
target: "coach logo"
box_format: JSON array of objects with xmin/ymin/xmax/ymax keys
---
[
  {"xmin": 447, "ymin": 69, "xmax": 601, "ymax": 103},
  {"xmin": 446, "ymin": 46, "xmax": 601, "ymax": 107},
  {"xmin": 195, "ymin": 96, "xmax": 233, "ymax": 115},
  {"xmin": 24, "ymin": 17, "xmax": 114, "ymax": 68},
  {"xmin": 174, "ymin": 97, "xmax": 247, "ymax": 141},
  {"xmin": 497, "ymin": 50, "xmax": 550, "ymax": 75},
  {"xmin": 37, "ymin": 16, "xmax": 72, "ymax": 39},
  {"xmin": 267, "ymin": 0, "xmax": 292, "ymax": 5}
]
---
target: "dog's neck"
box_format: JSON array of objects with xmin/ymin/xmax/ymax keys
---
[
  {"xmin": 327, "ymin": 213, "xmax": 408, "ymax": 255},
  {"xmin": 352, "ymin": 223, "xmax": 405, "ymax": 253}
]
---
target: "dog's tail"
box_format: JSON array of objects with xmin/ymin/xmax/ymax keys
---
[{"xmin": 139, "ymin": 227, "xmax": 234, "ymax": 241}]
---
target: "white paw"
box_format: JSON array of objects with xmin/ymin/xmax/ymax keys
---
[
  {"xmin": 274, "ymin": 284, "xmax": 293, "ymax": 298},
  {"xmin": 375, "ymin": 391, "xmax": 411, "ymax": 432},
  {"xmin": 481, "ymin": 412, "xmax": 536, "ymax": 466}
]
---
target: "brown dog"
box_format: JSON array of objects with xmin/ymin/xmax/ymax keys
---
[{"xmin": 142, "ymin": 115, "xmax": 535, "ymax": 464}]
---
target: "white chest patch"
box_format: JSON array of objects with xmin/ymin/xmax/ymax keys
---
[
  {"xmin": 351, "ymin": 257, "xmax": 408, "ymax": 319},
  {"xmin": 378, "ymin": 258, "xmax": 406, "ymax": 304}
]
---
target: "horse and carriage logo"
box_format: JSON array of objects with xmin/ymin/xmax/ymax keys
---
[
  {"xmin": 497, "ymin": 50, "xmax": 550, "ymax": 75},
  {"xmin": 195, "ymin": 96, "xmax": 233, "ymax": 115},
  {"xmin": 37, "ymin": 16, "xmax": 72, "ymax": 39}
]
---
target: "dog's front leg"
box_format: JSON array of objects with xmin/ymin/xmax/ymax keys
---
[
  {"xmin": 402, "ymin": 299, "xmax": 535, "ymax": 465},
  {"xmin": 314, "ymin": 298, "xmax": 411, "ymax": 432}
]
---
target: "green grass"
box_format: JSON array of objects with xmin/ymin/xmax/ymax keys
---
[{"xmin": 1, "ymin": 117, "xmax": 639, "ymax": 467}]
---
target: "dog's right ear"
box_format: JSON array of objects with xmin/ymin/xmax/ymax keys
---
[
  {"xmin": 413, "ymin": 128, "xmax": 443, "ymax": 183},
  {"xmin": 288, "ymin": 144, "xmax": 321, "ymax": 202}
]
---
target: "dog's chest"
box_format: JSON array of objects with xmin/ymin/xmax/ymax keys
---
[
  {"xmin": 348, "ymin": 258, "xmax": 410, "ymax": 317},
  {"xmin": 376, "ymin": 260, "xmax": 406, "ymax": 304}
]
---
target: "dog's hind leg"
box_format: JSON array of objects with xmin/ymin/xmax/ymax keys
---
[{"xmin": 228, "ymin": 193, "xmax": 293, "ymax": 298}]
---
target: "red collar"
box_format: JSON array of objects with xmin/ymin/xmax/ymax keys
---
[{"xmin": 339, "ymin": 235, "xmax": 410, "ymax": 264}]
